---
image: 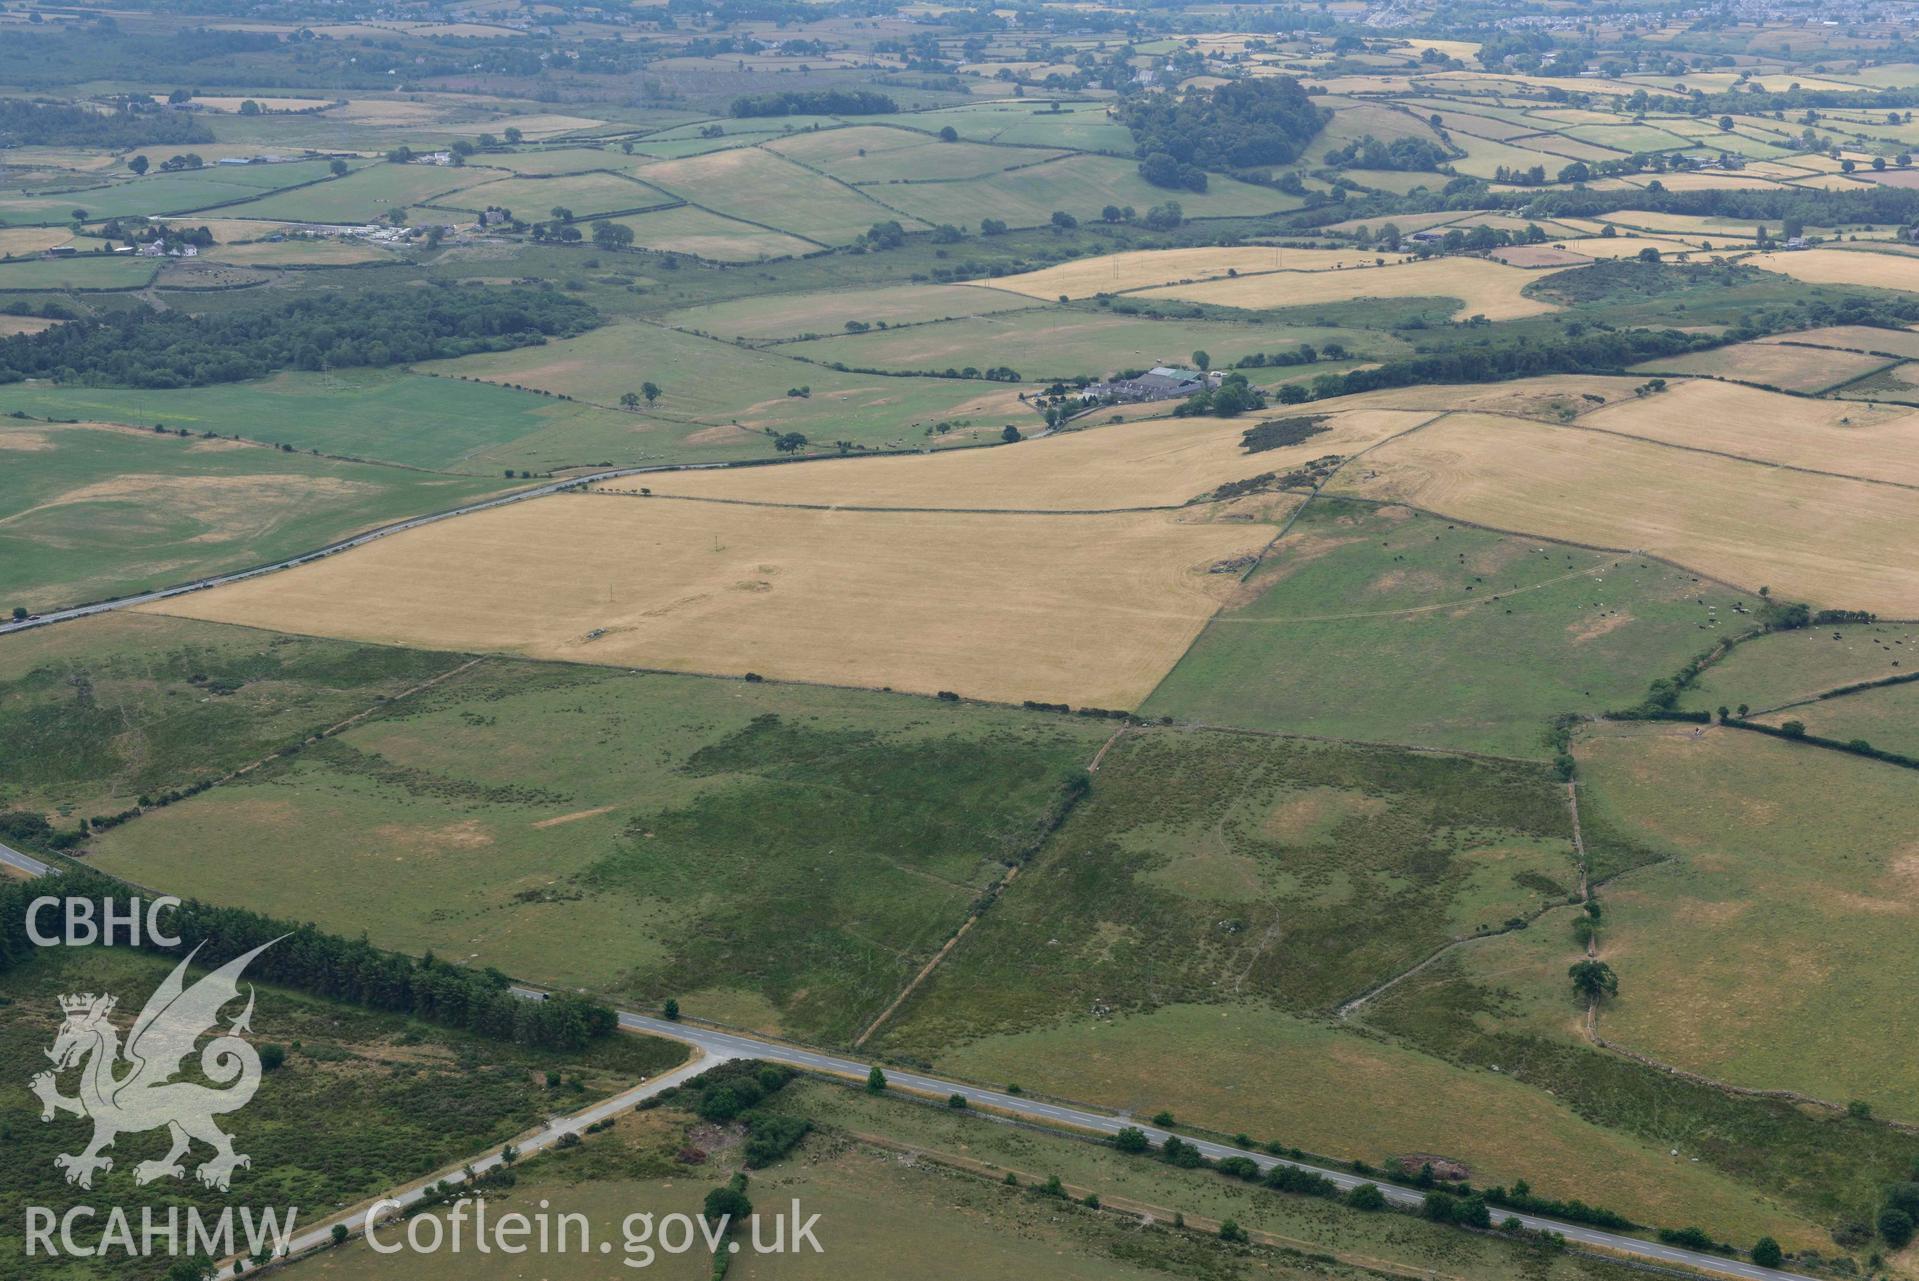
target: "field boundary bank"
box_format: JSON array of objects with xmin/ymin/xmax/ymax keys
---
[
  {"xmin": 1132, "ymin": 410, "xmax": 1448, "ymax": 711},
  {"xmin": 2, "ymin": 409, "xmax": 486, "ymax": 479},
  {"xmin": 584, "ymin": 488, "xmax": 1188, "ymax": 517},
  {"xmin": 1584, "ymin": 1025, "xmax": 1919, "ymax": 1135},
  {"xmin": 1321, "ymin": 492, "xmax": 1763, "ymax": 600},
  {"xmin": 1531, "ymin": 407, "xmax": 1919, "ymax": 493},
  {"xmin": 839, "ymin": 1128, "xmax": 1467, "ymax": 1281}
]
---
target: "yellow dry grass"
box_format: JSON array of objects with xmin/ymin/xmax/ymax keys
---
[
  {"xmin": 1741, "ymin": 246, "xmax": 1919, "ymax": 292},
  {"xmin": 1754, "ymin": 325, "xmax": 1919, "ymax": 359},
  {"xmin": 1556, "ymin": 235, "xmax": 1708, "ymax": 259},
  {"xmin": 1136, "ymin": 255, "xmax": 1557, "ymax": 321},
  {"xmin": 610, "ymin": 409, "xmax": 1432, "ymax": 511},
  {"xmin": 0, "ymin": 227, "xmax": 74, "ymax": 256},
  {"xmin": 1577, "ymin": 379, "xmax": 1919, "ymax": 484},
  {"xmin": 0, "ymin": 315, "xmax": 58, "ymax": 336},
  {"xmin": 1329, "ymin": 413, "xmax": 1919, "ymax": 614},
  {"xmin": 974, "ymin": 246, "xmax": 1401, "ymax": 300},
  {"xmin": 1308, "ymin": 373, "xmax": 1648, "ymax": 420},
  {"xmin": 139, "ymin": 497, "xmax": 1271, "ymax": 708}
]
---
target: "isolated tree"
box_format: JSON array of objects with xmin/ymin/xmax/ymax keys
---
[
  {"xmin": 1751, "ymin": 1238, "xmax": 1783, "ymax": 1269},
  {"xmin": 1001, "ymin": 424, "xmax": 1023, "ymax": 443},
  {"xmin": 1050, "ymin": 210, "xmax": 1078, "ymax": 230},
  {"xmin": 663, "ymin": 997, "xmax": 679, "ymax": 1020},
  {"xmin": 1191, "ymin": 350, "xmax": 1211, "ymax": 372},
  {"xmin": 938, "ymin": 125, "xmax": 959, "ymax": 141},
  {"xmin": 865, "ymin": 1065, "xmax": 887, "ymax": 1093},
  {"xmin": 328, "ymin": 158, "xmax": 348, "ymax": 177},
  {"xmin": 550, "ymin": 206, "xmax": 574, "ymax": 223},
  {"xmin": 1569, "ymin": 959, "xmax": 1618, "ymax": 1003},
  {"xmin": 10, "ymin": 607, "xmax": 26, "ymax": 622},
  {"xmin": 773, "ymin": 432, "xmax": 808, "ymax": 453},
  {"xmin": 1879, "ymin": 1207, "xmax": 1914, "ymax": 1249},
  {"xmin": 703, "ymin": 1182, "xmax": 752, "ymax": 1230},
  {"xmin": 1115, "ymin": 1127, "xmax": 1149, "ymax": 1153},
  {"xmin": 641, "ymin": 381, "xmax": 662, "ymax": 405},
  {"xmin": 620, "ymin": 391, "xmax": 641, "ymax": 410},
  {"xmin": 128, "ymin": 155, "xmax": 149, "ymax": 175},
  {"xmin": 503, "ymin": 126, "xmax": 523, "ymax": 144}
]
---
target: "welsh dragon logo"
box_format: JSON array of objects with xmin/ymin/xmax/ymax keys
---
[{"xmin": 30, "ymin": 938, "xmax": 281, "ymax": 1191}]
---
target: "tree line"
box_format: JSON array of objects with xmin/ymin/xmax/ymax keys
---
[
  {"xmin": 0, "ymin": 870, "xmax": 618, "ymax": 1051},
  {"xmin": 1287, "ymin": 325, "xmax": 1718, "ymax": 404},
  {"xmin": 729, "ymin": 89, "xmax": 897, "ymax": 117},
  {"xmin": 0, "ymin": 286, "xmax": 600, "ymax": 389},
  {"xmin": 0, "ymin": 97, "xmax": 212, "ymax": 148}
]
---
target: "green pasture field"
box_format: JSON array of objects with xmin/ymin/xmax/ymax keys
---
[
  {"xmin": 1142, "ymin": 499, "xmax": 1721, "ymax": 759},
  {"xmin": 88, "ymin": 662, "xmax": 1109, "ymax": 1045},
  {"xmin": 0, "ymin": 945, "xmax": 686, "ymax": 1278},
  {"xmin": 662, "ymin": 282, "xmax": 1045, "ymax": 340},
  {"xmin": 415, "ymin": 321, "xmax": 1037, "ymax": 450},
  {"xmin": 0, "ymin": 369, "xmax": 640, "ymax": 473},
  {"xmin": 781, "ymin": 310, "xmax": 1397, "ymax": 381},
  {"xmin": 1359, "ymin": 910, "xmax": 1917, "ymax": 1238},
  {"xmin": 639, "ymin": 115, "xmax": 846, "ymax": 143},
  {"xmin": 609, "ymin": 203, "xmax": 820, "ymax": 261},
  {"xmin": 1572, "ymin": 726, "xmax": 1919, "ymax": 1121},
  {"xmin": 1447, "ymin": 135, "xmax": 1584, "ymax": 179},
  {"xmin": 0, "ymin": 255, "xmax": 159, "ymax": 290},
  {"xmin": 482, "ymin": 145, "xmax": 622, "ymax": 175},
  {"xmin": 0, "ymin": 612, "xmax": 468, "ymax": 820},
  {"xmin": 217, "ymin": 162, "xmax": 500, "ymax": 223},
  {"xmin": 905, "ymin": 1003, "xmax": 1819, "ymax": 1248},
  {"xmin": 766, "ymin": 124, "xmax": 1066, "ymax": 181},
  {"xmin": 880, "ymin": 154, "xmax": 1294, "ymax": 229},
  {"xmin": 0, "ymin": 419, "xmax": 511, "ymax": 612},
  {"xmin": 436, "ymin": 170, "xmax": 670, "ymax": 218},
  {"xmin": 1677, "ymin": 622, "xmax": 1919, "ymax": 713},
  {"xmin": 636, "ymin": 147, "xmax": 922, "ymax": 245},
  {"xmin": 852, "ymin": 102, "xmax": 1139, "ymax": 152},
  {"xmin": 1754, "ymin": 680, "xmax": 1919, "ymax": 756},
  {"xmin": 880, "ymin": 726, "xmax": 1577, "ymax": 1053},
  {"xmin": 766, "ymin": 1084, "xmax": 1680, "ymax": 1281},
  {"xmin": 1560, "ymin": 123, "xmax": 1696, "ymax": 153},
  {"xmin": 1312, "ymin": 100, "xmax": 1451, "ymax": 157},
  {"xmin": 308, "ymin": 1082, "xmax": 1555, "ymax": 1281},
  {"xmin": 0, "ymin": 162, "xmax": 345, "ymax": 225}
]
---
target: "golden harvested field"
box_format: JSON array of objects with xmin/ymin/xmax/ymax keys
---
[
  {"xmin": 1318, "ymin": 373, "xmax": 1646, "ymax": 419},
  {"xmin": 975, "ymin": 245, "xmax": 1401, "ymax": 300},
  {"xmin": 1490, "ymin": 244, "xmax": 1591, "ymax": 267},
  {"xmin": 1591, "ymin": 211, "xmax": 1766, "ymax": 240},
  {"xmin": 140, "ymin": 496, "xmax": 1271, "ymax": 707},
  {"xmin": 0, "ymin": 227, "xmax": 74, "ymax": 256},
  {"xmin": 1329, "ymin": 412, "xmax": 1919, "ymax": 614},
  {"xmin": 1136, "ymin": 255, "xmax": 1558, "ymax": 321},
  {"xmin": 1754, "ymin": 325, "xmax": 1919, "ymax": 358},
  {"xmin": 608, "ymin": 409, "xmax": 1434, "ymax": 511},
  {"xmin": 1557, "ymin": 235, "xmax": 1709, "ymax": 259},
  {"xmin": 1580, "ymin": 378, "xmax": 1919, "ymax": 483},
  {"xmin": 1741, "ymin": 246, "xmax": 1919, "ymax": 291},
  {"xmin": 1633, "ymin": 342, "xmax": 1894, "ymax": 393},
  {"xmin": 0, "ymin": 315, "xmax": 58, "ymax": 336}
]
